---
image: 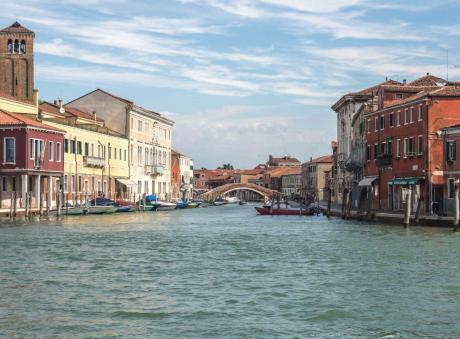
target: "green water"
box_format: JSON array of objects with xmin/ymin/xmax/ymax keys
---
[{"xmin": 0, "ymin": 205, "xmax": 459, "ymax": 338}]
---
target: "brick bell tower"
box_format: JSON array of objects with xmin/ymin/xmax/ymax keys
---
[{"xmin": 0, "ymin": 21, "xmax": 35, "ymax": 103}]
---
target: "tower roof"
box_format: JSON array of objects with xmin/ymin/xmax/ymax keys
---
[{"xmin": 0, "ymin": 21, "xmax": 34, "ymax": 35}]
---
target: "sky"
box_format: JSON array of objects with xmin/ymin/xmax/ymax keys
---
[{"xmin": 2, "ymin": 0, "xmax": 460, "ymax": 169}]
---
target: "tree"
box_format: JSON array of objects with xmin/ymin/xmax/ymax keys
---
[{"xmin": 217, "ymin": 163, "xmax": 234, "ymax": 170}]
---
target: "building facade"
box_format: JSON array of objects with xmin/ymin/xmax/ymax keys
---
[
  {"xmin": 364, "ymin": 85, "xmax": 460, "ymax": 214},
  {"xmin": 301, "ymin": 155, "xmax": 333, "ymax": 203},
  {"xmin": 0, "ymin": 109, "xmax": 64, "ymax": 209},
  {"xmin": 39, "ymin": 102, "xmax": 130, "ymax": 202},
  {"xmin": 281, "ymin": 169, "xmax": 302, "ymax": 197},
  {"xmin": 67, "ymin": 89, "xmax": 174, "ymax": 200}
]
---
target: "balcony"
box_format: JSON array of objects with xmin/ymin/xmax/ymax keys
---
[
  {"xmin": 83, "ymin": 156, "xmax": 105, "ymax": 168},
  {"xmin": 375, "ymin": 153, "xmax": 392, "ymax": 167},
  {"xmin": 145, "ymin": 164, "xmax": 165, "ymax": 176}
]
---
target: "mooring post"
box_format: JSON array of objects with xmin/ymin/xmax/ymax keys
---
[
  {"xmin": 346, "ymin": 189, "xmax": 353, "ymax": 219},
  {"xmin": 415, "ymin": 197, "xmax": 422, "ymax": 225},
  {"xmin": 57, "ymin": 190, "xmax": 61, "ymax": 217},
  {"xmin": 13, "ymin": 192, "xmax": 17, "ymax": 218},
  {"xmin": 9, "ymin": 192, "xmax": 13, "ymax": 220},
  {"xmin": 404, "ymin": 189, "xmax": 412, "ymax": 228},
  {"xmin": 24, "ymin": 192, "xmax": 29, "ymax": 219},
  {"xmin": 341, "ymin": 188, "xmax": 347, "ymax": 219},
  {"xmin": 454, "ymin": 180, "xmax": 459, "ymax": 231},
  {"xmin": 143, "ymin": 193, "xmax": 147, "ymax": 212}
]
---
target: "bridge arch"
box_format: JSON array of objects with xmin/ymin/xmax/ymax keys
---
[{"xmin": 201, "ymin": 183, "xmax": 279, "ymax": 201}]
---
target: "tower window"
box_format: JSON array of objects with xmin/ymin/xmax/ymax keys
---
[
  {"xmin": 7, "ymin": 39, "xmax": 13, "ymax": 54},
  {"xmin": 20, "ymin": 40, "xmax": 26, "ymax": 54},
  {"xmin": 13, "ymin": 39, "xmax": 19, "ymax": 54}
]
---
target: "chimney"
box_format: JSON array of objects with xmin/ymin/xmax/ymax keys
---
[
  {"xmin": 310, "ymin": 157, "xmax": 313, "ymax": 162},
  {"xmin": 427, "ymin": 72, "xmax": 430, "ymax": 76},
  {"xmin": 403, "ymin": 79, "xmax": 406, "ymax": 85},
  {"xmin": 53, "ymin": 100, "xmax": 58, "ymax": 105},
  {"xmin": 58, "ymin": 99, "xmax": 63, "ymax": 108},
  {"xmin": 92, "ymin": 111, "xmax": 97, "ymax": 121}
]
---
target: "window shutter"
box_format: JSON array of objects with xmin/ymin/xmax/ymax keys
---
[
  {"xmin": 454, "ymin": 141, "xmax": 457, "ymax": 161},
  {"xmin": 446, "ymin": 142, "xmax": 450, "ymax": 161}
]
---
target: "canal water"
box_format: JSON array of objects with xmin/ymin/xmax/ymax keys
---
[{"xmin": 0, "ymin": 204, "xmax": 459, "ymax": 338}]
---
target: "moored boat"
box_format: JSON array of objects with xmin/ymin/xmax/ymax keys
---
[
  {"xmin": 86, "ymin": 205, "xmax": 117, "ymax": 214},
  {"xmin": 156, "ymin": 202, "xmax": 177, "ymax": 211},
  {"xmin": 175, "ymin": 200, "xmax": 188, "ymax": 209},
  {"xmin": 49, "ymin": 206, "xmax": 86, "ymax": 216},
  {"xmin": 116, "ymin": 205, "xmax": 137, "ymax": 213},
  {"xmin": 187, "ymin": 202, "xmax": 200, "ymax": 208},
  {"xmin": 224, "ymin": 196, "xmax": 240, "ymax": 204},
  {"xmin": 255, "ymin": 206, "xmax": 313, "ymax": 216}
]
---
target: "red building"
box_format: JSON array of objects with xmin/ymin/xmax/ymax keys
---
[
  {"xmin": 171, "ymin": 151, "xmax": 180, "ymax": 199},
  {"xmin": 0, "ymin": 109, "xmax": 65, "ymax": 209},
  {"xmin": 365, "ymin": 85, "xmax": 460, "ymax": 214}
]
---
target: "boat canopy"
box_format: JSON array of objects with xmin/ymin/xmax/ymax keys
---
[
  {"xmin": 116, "ymin": 178, "xmax": 137, "ymax": 187},
  {"xmin": 388, "ymin": 177, "xmax": 423, "ymax": 186},
  {"xmin": 358, "ymin": 176, "xmax": 378, "ymax": 187}
]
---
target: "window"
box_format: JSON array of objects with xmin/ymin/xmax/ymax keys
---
[
  {"xmin": 114, "ymin": 147, "xmax": 117, "ymax": 160},
  {"xmin": 20, "ymin": 40, "xmax": 26, "ymax": 54},
  {"xmin": 380, "ymin": 116, "xmax": 385, "ymax": 130},
  {"xmin": 397, "ymin": 111, "xmax": 401, "ymax": 126},
  {"xmin": 131, "ymin": 117, "xmax": 134, "ymax": 130},
  {"xmin": 12, "ymin": 177, "xmax": 16, "ymax": 192},
  {"xmin": 103, "ymin": 146, "xmax": 106, "ymax": 158},
  {"xmin": 138, "ymin": 120, "xmax": 143, "ymax": 132},
  {"xmin": 71, "ymin": 175, "xmax": 75, "ymax": 193},
  {"xmin": 109, "ymin": 146, "xmax": 112, "ymax": 160},
  {"xmin": 29, "ymin": 139, "xmax": 34, "ymax": 159},
  {"xmin": 403, "ymin": 138, "xmax": 408, "ymax": 158},
  {"xmin": 395, "ymin": 93, "xmax": 403, "ymax": 100},
  {"xmin": 380, "ymin": 142, "xmax": 386, "ymax": 155},
  {"xmin": 404, "ymin": 137, "xmax": 414, "ymax": 157},
  {"xmin": 374, "ymin": 117, "xmax": 378, "ymax": 132},
  {"xmin": 2, "ymin": 177, "xmax": 6, "ymax": 192},
  {"xmin": 418, "ymin": 135, "xmax": 423, "ymax": 155},
  {"xmin": 138, "ymin": 145, "xmax": 142, "ymax": 164},
  {"xmin": 145, "ymin": 181, "xmax": 149, "ymax": 194},
  {"xmin": 448, "ymin": 178, "xmax": 456, "ymax": 199},
  {"xmin": 78, "ymin": 176, "xmax": 82, "ymax": 192},
  {"xmin": 63, "ymin": 175, "xmax": 68, "ymax": 193},
  {"xmin": 91, "ymin": 144, "xmax": 94, "ymax": 156},
  {"xmin": 56, "ymin": 143, "xmax": 61, "ymax": 162},
  {"xmin": 410, "ymin": 107, "xmax": 414, "ymax": 123},
  {"xmin": 64, "ymin": 139, "xmax": 69, "ymax": 153},
  {"xmin": 70, "ymin": 139, "xmax": 75, "ymax": 154},
  {"xmin": 418, "ymin": 105, "xmax": 423, "ymax": 121},
  {"xmin": 138, "ymin": 180, "xmax": 142, "ymax": 194},
  {"xmin": 446, "ymin": 140, "xmax": 456, "ymax": 161},
  {"xmin": 119, "ymin": 149, "xmax": 122, "ymax": 161},
  {"xmin": 145, "ymin": 149, "xmax": 149, "ymax": 165},
  {"xmin": 130, "ymin": 144, "xmax": 133, "ymax": 163},
  {"xmin": 91, "ymin": 177, "xmax": 95, "ymax": 192},
  {"xmin": 404, "ymin": 109, "xmax": 409, "ymax": 125},
  {"xmin": 7, "ymin": 39, "xmax": 13, "ymax": 54},
  {"xmin": 387, "ymin": 139, "xmax": 393, "ymax": 155},
  {"xmin": 49, "ymin": 141, "xmax": 54, "ymax": 161},
  {"xmin": 4, "ymin": 137, "xmax": 15, "ymax": 163},
  {"xmin": 124, "ymin": 149, "xmax": 127, "ymax": 161},
  {"xmin": 84, "ymin": 180, "xmax": 89, "ymax": 193},
  {"xmin": 367, "ymin": 119, "xmax": 371, "ymax": 134},
  {"xmin": 84, "ymin": 142, "xmax": 89, "ymax": 156},
  {"xmin": 389, "ymin": 112, "xmax": 394, "ymax": 128},
  {"xmin": 374, "ymin": 143, "xmax": 378, "ymax": 158}
]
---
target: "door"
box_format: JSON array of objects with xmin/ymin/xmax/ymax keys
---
[{"xmin": 432, "ymin": 185, "xmax": 443, "ymax": 215}]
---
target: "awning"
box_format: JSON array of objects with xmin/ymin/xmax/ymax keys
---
[
  {"xmin": 388, "ymin": 177, "xmax": 423, "ymax": 186},
  {"xmin": 116, "ymin": 178, "xmax": 137, "ymax": 187},
  {"xmin": 358, "ymin": 176, "xmax": 378, "ymax": 187}
]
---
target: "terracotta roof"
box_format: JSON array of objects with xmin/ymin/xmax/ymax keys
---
[
  {"xmin": 0, "ymin": 109, "xmax": 64, "ymax": 133},
  {"xmin": 0, "ymin": 21, "xmax": 34, "ymax": 35},
  {"xmin": 280, "ymin": 168, "xmax": 302, "ymax": 176},
  {"xmin": 269, "ymin": 156, "xmax": 301, "ymax": 164},
  {"xmin": 350, "ymin": 79, "xmax": 401, "ymax": 96},
  {"xmin": 268, "ymin": 167, "xmax": 298, "ymax": 178},
  {"xmin": 378, "ymin": 86, "xmax": 460, "ymax": 110},
  {"xmin": 379, "ymin": 84, "xmax": 439, "ymax": 93},
  {"xmin": 39, "ymin": 102, "xmax": 104, "ymax": 122},
  {"xmin": 409, "ymin": 74, "xmax": 447, "ymax": 87},
  {"xmin": 306, "ymin": 155, "xmax": 333, "ymax": 164}
]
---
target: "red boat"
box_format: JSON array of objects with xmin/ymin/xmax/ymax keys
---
[{"xmin": 255, "ymin": 206, "xmax": 313, "ymax": 216}]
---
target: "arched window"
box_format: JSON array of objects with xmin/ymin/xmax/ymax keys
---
[
  {"xmin": 20, "ymin": 40, "xmax": 26, "ymax": 54},
  {"xmin": 7, "ymin": 39, "xmax": 13, "ymax": 54},
  {"xmin": 13, "ymin": 39, "xmax": 19, "ymax": 54}
]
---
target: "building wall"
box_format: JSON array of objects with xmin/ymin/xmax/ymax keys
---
[{"xmin": 0, "ymin": 96, "xmax": 37, "ymax": 114}]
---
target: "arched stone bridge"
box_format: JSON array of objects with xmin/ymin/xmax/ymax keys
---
[{"xmin": 201, "ymin": 183, "xmax": 280, "ymax": 201}]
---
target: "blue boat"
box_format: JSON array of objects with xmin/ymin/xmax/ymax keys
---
[{"xmin": 175, "ymin": 200, "xmax": 188, "ymax": 209}]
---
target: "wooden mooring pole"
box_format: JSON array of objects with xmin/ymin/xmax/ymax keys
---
[
  {"xmin": 403, "ymin": 189, "xmax": 412, "ymax": 228},
  {"xmin": 453, "ymin": 180, "xmax": 459, "ymax": 231}
]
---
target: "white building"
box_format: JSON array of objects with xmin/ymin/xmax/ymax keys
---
[{"xmin": 67, "ymin": 89, "xmax": 174, "ymax": 200}]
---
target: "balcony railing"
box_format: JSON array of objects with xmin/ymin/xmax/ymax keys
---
[
  {"xmin": 376, "ymin": 153, "xmax": 392, "ymax": 167},
  {"xmin": 145, "ymin": 164, "xmax": 165, "ymax": 176},
  {"xmin": 83, "ymin": 156, "xmax": 105, "ymax": 168}
]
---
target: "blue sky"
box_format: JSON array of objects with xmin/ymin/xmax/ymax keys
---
[{"xmin": 2, "ymin": 0, "xmax": 460, "ymax": 168}]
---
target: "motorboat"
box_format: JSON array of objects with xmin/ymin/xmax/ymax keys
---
[
  {"xmin": 255, "ymin": 206, "xmax": 313, "ymax": 216},
  {"xmin": 116, "ymin": 205, "xmax": 137, "ymax": 213},
  {"xmin": 86, "ymin": 205, "xmax": 117, "ymax": 214},
  {"xmin": 156, "ymin": 201, "xmax": 177, "ymax": 211},
  {"xmin": 175, "ymin": 200, "xmax": 188, "ymax": 209},
  {"xmin": 213, "ymin": 201, "xmax": 225, "ymax": 206},
  {"xmin": 224, "ymin": 196, "xmax": 240, "ymax": 204},
  {"xmin": 187, "ymin": 202, "xmax": 201, "ymax": 208},
  {"xmin": 49, "ymin": 206, "xmax": 86, "ymax": 216}
]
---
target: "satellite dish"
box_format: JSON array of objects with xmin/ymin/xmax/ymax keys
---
[{"xmin": 59, "ymin": 107, "xmax": 65, "ymax": 114}]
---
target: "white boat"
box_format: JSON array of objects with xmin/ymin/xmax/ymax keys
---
[
  {"xmin": 49, "ymin": 206, "xmax": 86, "ymax": 216},
  {"xmin": 86, "ymin": 205, "xmax": 117, "ymax": 214},
  {"xmin": 213, "ymin": 201, "xmax": 225, "ymax": 206},
  {"xmin": 156, "ymin": 202, "xmax": 177, "ymax": 211},
  {"xmin": 224, "ymin": 196, "xmax": 240, "ymax": 204}
]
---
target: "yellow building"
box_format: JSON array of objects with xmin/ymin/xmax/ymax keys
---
[
  {"xmin": 39, "ymin": 101, "xmax": 130, "ymax": 201},
  {"xmin": 0, "ymin": 93, "xmax": 38, "ymax": 114}
]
